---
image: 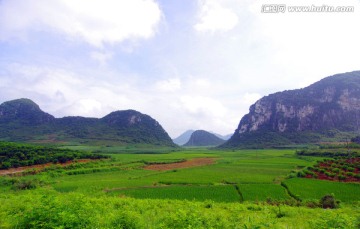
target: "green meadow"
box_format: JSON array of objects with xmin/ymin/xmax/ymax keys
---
[{"xmin": 0, "ymin": 147, "xmax": 359, "ymax": 228}]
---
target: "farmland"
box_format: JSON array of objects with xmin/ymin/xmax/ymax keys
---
[{"xmin": 0, "ymin": 146, "xmax": 360, "ymax": 228}]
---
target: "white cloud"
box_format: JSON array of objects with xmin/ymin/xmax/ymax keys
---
[
  {"xmin": 90, "ymin": 51, "xmax": 113, "ymax": 65},
  {"xmin": 0, "ymin": 63, "xmax": 135, "ymax": 117},
  {"xmin": 1, "ymin": 0, "xmax": 359, "ymax": 139},
  {"xmin": 64, "ymin": 99, "xmax": 103, "ymax": 117},
  {"xmin": 242, "ymin": 93, "xmax": 262, "ymax": 105},
  {"xmin": 194, "ymin": 0, "xmax": 239, "ymax": 32},
  {"xmin": 180, "ymin": 95, "xmax": 227, "ymax": 117},
  {"xmin": 155, "ymin": 78, "xmax": 181, "ymax": 92},
  {"xmin": 248, "ymin": 0, "xmax": 360, "ymax": 84},
  {"xmin": 0, "ymin": 0, "xmax": 162, "ymax": 47}
]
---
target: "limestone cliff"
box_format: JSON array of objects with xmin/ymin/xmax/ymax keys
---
[{"xmin": 223, "ymin": 71, "xmax": 360, "ymax": 148}]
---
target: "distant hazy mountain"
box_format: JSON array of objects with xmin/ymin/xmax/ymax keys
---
[
  {"xmin": 183, "ymin": 130, "xmax": 226, "ymax": 147},
  {"xmin": 212, "ymin": 132, "xmax": 232, "ymax": 140},
  {"xmin": 222, "ymin": 71, "xmax": 360, "ymax": 148},
  {"xmin": 173, "ymin": 130, "xmax": 231, "ymax": 145},
  {"xmin": 0, "ymin": 98, "xmax": 175, "ymax": 146},
  {"xmin": 173, "ymin": 130, "xmax": 194, "ymax": 145}
]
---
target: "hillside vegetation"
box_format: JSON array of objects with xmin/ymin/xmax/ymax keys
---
[
  {"xmin": 0, "ymin": 141, "xmax": 108, "ymax": 169},
  {"xmin": 0, "ymin": 99, "xmax": 175, "ymax": 146}
]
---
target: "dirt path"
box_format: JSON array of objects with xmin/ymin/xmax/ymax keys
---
[
  {"xmin": 0, "ymin": 159, "xmax": 92, "ymax": 176},
  {"xmin": 143, "ymin": 158, "xmax": 216, "ymax": 171}
]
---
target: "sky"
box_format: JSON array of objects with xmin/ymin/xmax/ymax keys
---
[{"xmin": 0, "ymin": 0, "xmax": 359, "ymax": 138}]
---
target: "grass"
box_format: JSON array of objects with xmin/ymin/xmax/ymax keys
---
[
  {"xmin": 108, "ymin": 185, "xmax": 240, "ymax": 203},
  {"xmin": 27, "ymin": 148, "xmax": 358, "ymax": 200},
  {"xmin": 0, "ymin": 189, "xmax": 359, "ymax": 228},
  {"xmin": 1, "ymin": 147, "xmax": 360, "ymax": 228},
  {"xmin": 283, "ymin": 178, "xmax": 360, "ymax": 202},
  {"xmin": 239, "ymin": 184, "xmax": 290, "ymax": 201}
]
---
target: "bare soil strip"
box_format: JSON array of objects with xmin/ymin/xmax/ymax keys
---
[
  {"xmin": 0, "ymin": 159, "xmax": 92, "ymax": 176},
  {"xmin": 143, "ymin": 158, "xmax": 216, "ymax": 171}
]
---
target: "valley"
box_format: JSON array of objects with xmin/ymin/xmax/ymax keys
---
[
  {"xmin": 0, "ymin": 72, "xmax": 360, "ymax": 228},
  {"xmin": 0, "ymin": 145, "xmax": 359, "ymax": 228},
  {"xmin": 1, "ymin": 0, "xmax": 359, "ymax": 226}
]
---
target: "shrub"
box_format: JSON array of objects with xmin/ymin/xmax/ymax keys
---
[
  {"xmin": 297, "ymin": 171, "xmax": 306, "ymax": 177},
  {"xmin": 331, "ymin": 168, "xmax": 340, "ymax": 173},
  {"xmin": 12, "ymin": 179, "xmax": 37, "ymax": 190},
  {"xmin": 287, "ymin": 171, "xmax": 297, "ymax": 178},
  {"xmin": 0, "ymin": 162, "xmax": 11, "ymax": 169},
  {"xmin": 319, "ymin": 194, "xmax": 339, "ymax": 209},
  {"xmin": 338, "ymin": 175, "xmax": 346, "ymax": 181},
  {"xmin": 347, "ymin": 167, "xmax": 355, "ymax": 172}
]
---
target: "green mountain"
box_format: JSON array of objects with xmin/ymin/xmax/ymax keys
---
[
  {"xmin": 222, "ymin": 71, "xmax": 360, "ymax": 148},
  {"xmin": 0, "ymin": 98, "xmax": 175, "ymax": 146},
  {"xmin": 0, "ymin": 98, "xmax": 54, "ymax": 124},
  {"xmin": 184, "ymin": 130, "xmax": 225, "ymax": 147}
]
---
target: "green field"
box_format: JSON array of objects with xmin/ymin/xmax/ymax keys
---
[
  {"xmin": 0, "ymin": 147, "xmax": 360, "ymax": 228},
  {"xmin": 239, "ymin": 184, "xmax": 289, "ymax": 201},
  {"xmin": 283, "ymin": 178, "xmax": 360, "ymax": 202},
  {"xmin": 108, "ymin": 185, "xmax": 240, "ymax": 202}
]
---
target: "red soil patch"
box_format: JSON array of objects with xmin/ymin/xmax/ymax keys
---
[
  {"xmin": 0, "ymin": 159, "xmax": 92, "ymax": 176},
  {"xmin": 144, "ymin": 158, "xmax": 216, "ymax": 171},
  {"xmin": 305, "ymin": 157, "xmax": 360, "ymax": 182}
]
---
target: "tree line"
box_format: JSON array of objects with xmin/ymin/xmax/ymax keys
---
[{"xmin": 0, "ymin": 141, "xmax": 108, "ymax": 169}]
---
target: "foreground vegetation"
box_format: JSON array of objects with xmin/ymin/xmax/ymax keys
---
[
  {"xmin": 0, "ymin": 145, "xmax": 359, "ymax": 228},
  {"xmin": 0, "ymin": 189, "xmax": 359, "ymax": 228}
]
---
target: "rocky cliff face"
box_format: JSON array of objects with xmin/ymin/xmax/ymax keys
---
[{"xmin": 224, "ymin": 71, "xmax": 360, "ymax": 148}]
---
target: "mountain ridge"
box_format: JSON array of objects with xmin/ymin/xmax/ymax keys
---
[
  {"xmin": 222, "ymin": 71, "xmax": 360, "ymax": 148},
  {"xmin": 173, "ymin": 130, "xmax": 194, "ymax": 145},
  {"xmin": 0, "ymin": 98, "xmax": 175, "ymax": 146},
  {"xmin": 184, "ymin": 130, "xmax": 226, "ymax": 147}
]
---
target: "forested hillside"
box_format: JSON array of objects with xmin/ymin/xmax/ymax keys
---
[{"xmin": 0, "ymin": 141, "xmax": 108, "ymax": 169}]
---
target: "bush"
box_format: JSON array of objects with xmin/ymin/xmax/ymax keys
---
[
  {"xmin": 331, "ymin": 168, "xmax": 340, "ymax": 173},
  {"xmin": 12, "ymin": 179, "xmax": 37, "ymax": 190},
  {"xmin": 320, "ymin": 194, "xmax": 339, "ymax": 209},
  {"xmin": 347, "ymin": 167, "xmax": 355, "ymax": 172},
  {"xmin": 297, "ymin": 171, "xmax": 306, "ymax": 177},
  {"xmin": 0, "ymin": 162, "xmax": 11, "ymax": 169},
  {"xmin": 338, "ymin": 175, "xmax": 346, "ymax": 181}
]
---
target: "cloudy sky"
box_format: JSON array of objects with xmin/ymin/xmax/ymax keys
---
[{"xmin": 0, "ymin": 0, "xmax": 359, "ymax": 138}]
